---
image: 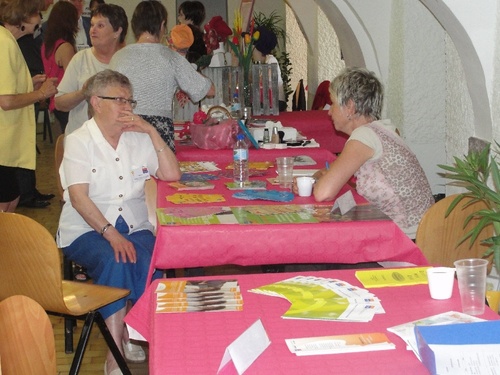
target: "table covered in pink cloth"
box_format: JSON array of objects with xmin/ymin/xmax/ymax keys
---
[
  {"xmin": 149, "ymin": 148, "xmax": 427, "ymax": 281},
  {"xmin": 176, "ymin": 110, "xmax": 347, "ymax": 156},
  {"xmin": 253, "ymin": 110, "xmax": 348, "ymax": 154},
  {"xmin": 125, "ymin": 268, "xmax": 500, "ymax": 375},
  {"xmin": 175, "ymin": 136, "xmax": 338, "ymax": 162}
]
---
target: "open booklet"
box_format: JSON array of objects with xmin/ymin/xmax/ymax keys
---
[{"xmin": 286, "ymin": 332, "xmax": 395, "ymax": 356}]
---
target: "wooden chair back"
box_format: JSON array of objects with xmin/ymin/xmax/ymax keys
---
[
  {"xmin": 0, "ymin": 212, "xmax": 131, "ymax": 374},
  {"xmin": 0, "ymin": 295, "xmax": 56, "ymax": 375},
  {"xmin": 0, "ymin": 212, "xmax": 71, "ymax": 314},
  {"xmin": 415, "ymin": 194, "xmax": 494, "ymax": 268}
]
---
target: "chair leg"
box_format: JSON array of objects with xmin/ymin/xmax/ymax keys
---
[
  {"xmin": 95, "ymin": 312, "xmax": 132, "ymax": 375},
  {"xmin": 64, "ymin": 317, "xmax": 75, "ymax": 354},
  {"xmin": 69, "ymin": 311, "xmax": 130, "ymax": 375},
  {"xmin": 44, "ymin": 109, "xmax": 53, "ymax": 143},
  {"xmin": 63, "ymin": 255, "xmax": 76, "ymax": 353}
]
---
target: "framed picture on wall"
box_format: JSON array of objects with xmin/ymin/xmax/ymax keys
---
[{"xmin": 176, "ymin": 0, "xmax": 227, "ymax": 28}]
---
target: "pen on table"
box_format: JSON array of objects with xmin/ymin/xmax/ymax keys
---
[{"xmin": 325, "ymin": 162, "xmax": 330, "ymax": 170}]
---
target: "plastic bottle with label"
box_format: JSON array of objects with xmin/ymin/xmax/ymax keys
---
[
  {"xmin": 233, "ymin": 134, "xmax": 249, "ymax": 186},
  {"xmin": 230, "ymin": 93, "xmax": 242, "ymax": 119}
]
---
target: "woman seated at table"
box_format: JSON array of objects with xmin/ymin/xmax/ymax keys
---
[
  {"xmin": 57, "ymin": 69, "xmax": 181, "ymax": 374},
  {"xmin": 300, "ymin": 67, "xmax": 434, "ymax": 239}
]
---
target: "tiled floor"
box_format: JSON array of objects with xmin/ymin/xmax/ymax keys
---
[{"xmin": 22, "ymin": 120, "xmax": 261, "ymax": 374}]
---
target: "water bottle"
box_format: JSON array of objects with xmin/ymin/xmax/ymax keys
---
[
  {"xmin": 233, "ymin": 134, "xmax": 249, "ymax": 186},
  {"xmin": 230, "ymin": 93, "xmax": 242, "ymax": 119}
]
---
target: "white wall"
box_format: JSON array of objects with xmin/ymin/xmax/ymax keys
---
[{"xmin": 288, "ymin": 0, "xmax": 500, "ymax": 195}]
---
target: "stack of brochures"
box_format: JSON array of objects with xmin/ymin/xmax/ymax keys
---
[
  {"xmin": 249, "ymin": 276, "xmax": 384, "ymax": 322},
  {"xmin": 155, "ymin": 279, "xmax": 243, "ymax": 313}
]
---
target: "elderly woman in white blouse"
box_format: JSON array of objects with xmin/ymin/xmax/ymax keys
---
[{"xmin": 57, "ymin": 69, "xmax": 181, "ymax": 375}]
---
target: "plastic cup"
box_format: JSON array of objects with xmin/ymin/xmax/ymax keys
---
[
  {"xmin": 276, "ymin": 157, "xmax": 294, "ymax": 188},
  {"xmin": 296, "ymin": 176, "xmax": 315, "ymax": 197},
  {"xmin": 454, "ymin": 258, "xmax": 488, "ymax": 315},
  {"xmin": 426, "ymin": 267, "xmax": 455, "ymax": 300}
]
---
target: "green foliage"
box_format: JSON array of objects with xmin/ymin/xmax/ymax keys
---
[
  {"xmin": 438, "ymin": 143, "xmax": 500, "ymax": 273},
  {"xmin": 253, "ymin": 11, "xmax": 287, "ymax": 50}
]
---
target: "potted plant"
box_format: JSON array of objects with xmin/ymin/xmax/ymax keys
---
[{"xmin": 438, "ymin": 143, "xmax": 500, "ymax": 275}]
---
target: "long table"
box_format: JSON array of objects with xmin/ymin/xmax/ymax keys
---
[
  {"xmin": 148, "ymin": 148, "xmax": 427, "ymax": 281},
  {"xmin": 176, "ymin": 109, "xmax": 348, "ymax": 156},
  {"xmin": 253, "ymin": 110, "xmax": 349, "ymax": 154},
  {"xmin": 125, "ymin": 268, "xmax": 500, "ymax": 374}
]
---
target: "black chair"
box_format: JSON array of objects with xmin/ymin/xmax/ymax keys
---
[{"xmin": 35, "ymin": 100, "xmax": 53, "ymax": 143}]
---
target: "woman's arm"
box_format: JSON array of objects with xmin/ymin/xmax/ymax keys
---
[
  {"xmin": 119, "ymin": 112, "xmax": 182, "ymax": 181},
  {"xmin": 313, "ymin": 140, "xmax": 374, "ymax": 201},
  {"xmin": 68, "ymin": 183, "xmax": 137, "ymax": 263},
  {"xmin": 55, "ymin": 42, "xmax": 76, "ymax": 70},
  {"xmin": 54, "ymin": 56, "xmax": 85, "ymax": 112},
  {"xmin": 54, "ymin": 87, "xmax": 85, "ymax": 112},
  {"xmin": 0, "ymin": 77, "xmax": 58, "ymax": 111}
]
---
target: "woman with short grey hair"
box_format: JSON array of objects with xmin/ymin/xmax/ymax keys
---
[{"xmin": 295, "ymin": 67, "xmax": 434, "ymax": 238}]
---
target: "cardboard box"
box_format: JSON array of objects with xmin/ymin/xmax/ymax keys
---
[{"xmin": 415, "ymin": 320, "xmax": 500, "ymax": 375}]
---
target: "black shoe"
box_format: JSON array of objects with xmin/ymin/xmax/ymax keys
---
[
  {"xmin": 35, "ymin": 191, "xmax": 55, "ymax": 201},
  {"xmin": 73, "ymin": 264, "xmax": 90, "ymax": 282},
  {"xmin": 19, "ymin": 199, "xmax": 50, "ymax": 208}
]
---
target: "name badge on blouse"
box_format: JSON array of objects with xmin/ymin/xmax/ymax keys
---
[{"xmin": 132, "ymin": 166, "xmax": 150, "ymax": 182}]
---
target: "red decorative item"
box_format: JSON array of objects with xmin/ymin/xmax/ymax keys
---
[
  {"xmin": 193, "ymin": 110, "xmax": 207, "ymax": 124},
  {"xmin": 203, "ymin": 16, "xmax": 232, "ymax": 54}
]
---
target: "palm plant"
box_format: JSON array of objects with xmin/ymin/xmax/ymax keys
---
[{"xmin": 438, "ymin": 143, "xmax": 500, "ymax": 274}]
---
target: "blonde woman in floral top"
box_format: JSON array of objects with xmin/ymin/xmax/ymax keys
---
[{"xmin": 297, "ymin": 67, "xmax": 434, "ymax": 238}]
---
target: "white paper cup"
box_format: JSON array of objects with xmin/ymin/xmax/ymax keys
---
[
  {"xmin": 296, "ymin": 176, "xmax": 315, "ymax": 197},
  {"xmin": 426, "ymin": 267, "xmax": 455, "ymax": 300},
  {"xmin": 454, "ymin": 258, "xmax": 488, "ymax": 315}
]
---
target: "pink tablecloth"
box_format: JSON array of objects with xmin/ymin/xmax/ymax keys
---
[
  {"xmin": 125, "ymin": 269, "xmax": 500, "ymax": 375},
  {"xmin": 149, "ymin": 148, "xmax": 427, "ymax": 280},
  {"xmin": 253, "ymin": 110, "xmax": 349, "ymax": 154},
  {"xmin": 175, "ymin": 140, "xmax": 337, "ymax": 163}
]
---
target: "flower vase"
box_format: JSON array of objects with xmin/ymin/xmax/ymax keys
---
[{"xmin": 242, "ymin": 66, "xmax": 252, "ymax": 108}]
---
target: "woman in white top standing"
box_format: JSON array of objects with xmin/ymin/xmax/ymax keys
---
[{"xmin": 55, "ymin": 3, "xmax": 127, "ymax": 135}]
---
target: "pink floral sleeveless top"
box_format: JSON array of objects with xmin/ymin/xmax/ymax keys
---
[{"xmin": 354, "ymin": 123, "xmax": 434, "ymax": 233}]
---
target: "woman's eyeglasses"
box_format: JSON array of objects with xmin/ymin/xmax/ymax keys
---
[{"xmin": 97, "ymin": 96, "xmax": 137, "ymax": 109}]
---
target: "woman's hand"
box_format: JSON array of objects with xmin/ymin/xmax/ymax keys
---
[
  {"xmin": 38, "ymin": 77, "xmax": 58, "ymax": 100},
  {"xmin": 118, "ymin": 110, "xmax": 154, "ymax": 134},
  {"xmin": 32, "ymin": 74, "xmax": 47, "ymax": 90},
  {"xmin": 104, "ymin": 227, "xmax": 137, "ymax": 263}
]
